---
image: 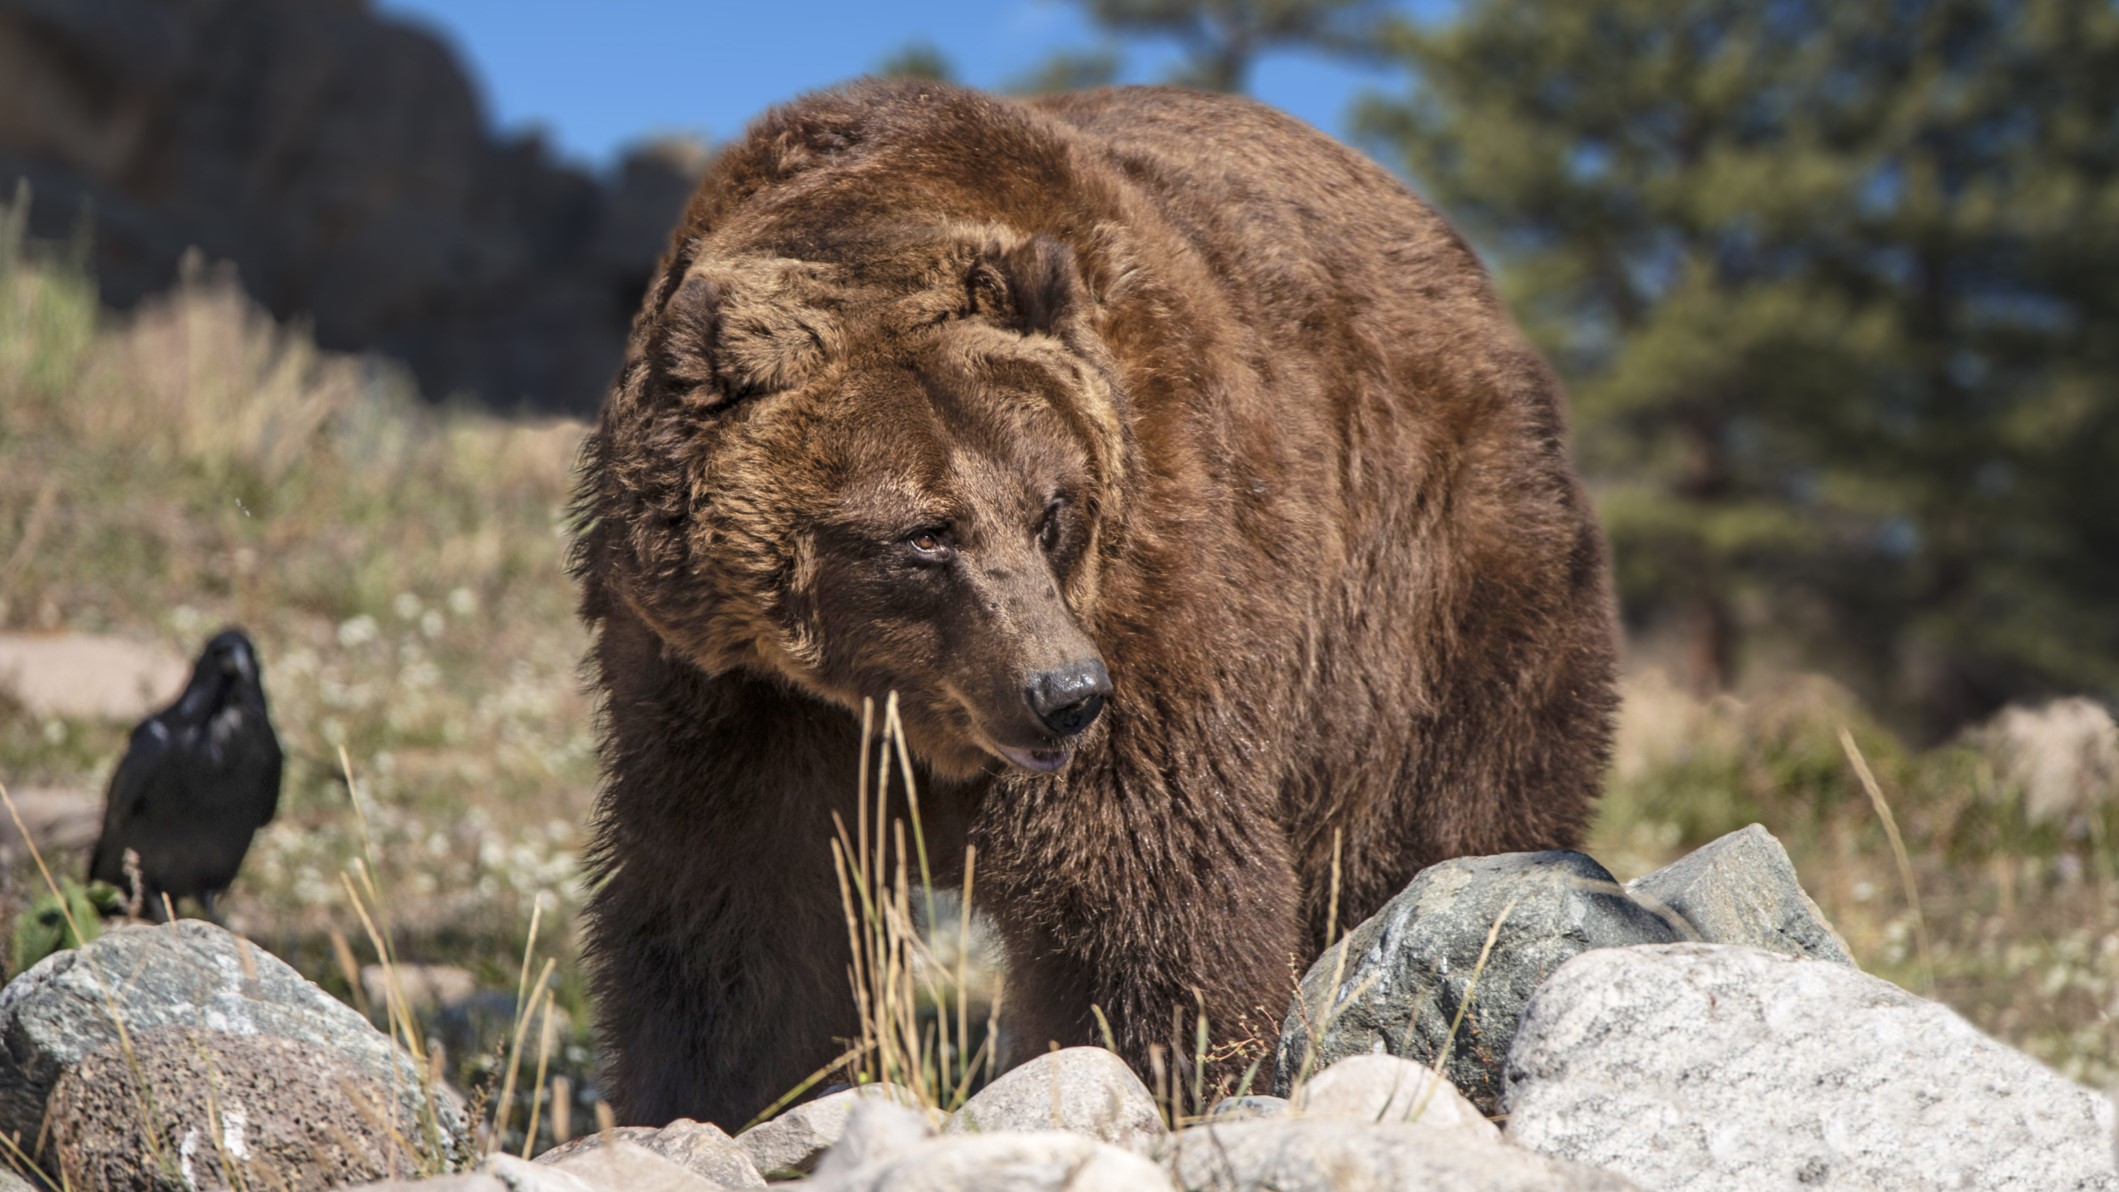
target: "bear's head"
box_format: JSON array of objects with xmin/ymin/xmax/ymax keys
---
[{"xmin": 578, "ymin": 225, "xmax": 1136, "ymax": 781}]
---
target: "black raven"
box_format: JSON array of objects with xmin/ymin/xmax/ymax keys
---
[{"xmin": 88, "ymin": 628, "xmax": 283, "ymax": 921}]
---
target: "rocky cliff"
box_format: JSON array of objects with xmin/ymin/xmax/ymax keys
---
[{"xmin": 0, "ymin": 0, "xmax": 704, "ymax": 413}]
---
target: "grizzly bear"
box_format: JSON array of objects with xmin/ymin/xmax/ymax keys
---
[{"xmin": 570, "ymin": 79, "xmax": 1618, "ymax": 1129}]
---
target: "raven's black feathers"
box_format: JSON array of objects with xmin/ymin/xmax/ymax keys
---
[{"xmin": 88, "ymin": 628, "xmax": 282, "ymax": 920}]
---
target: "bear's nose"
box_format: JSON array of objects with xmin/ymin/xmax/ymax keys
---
[{"xmin": 1026, "ymin": 659, "xmax": 1112, "ymax": 738}]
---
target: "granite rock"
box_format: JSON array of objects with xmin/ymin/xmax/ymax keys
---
[
  {"xmin": 810, "ymin": 1100, "xmax": 936, "ymax": 1180},
  {"xmin": 945, "ymin": 1047, "xmax": 1163, "ymax": 1150},
  {"xmin": 811, "ymin": 1131, "xmax": 1171, "ymax": 1192},
  {"xmin": 735, "ymin": 1085, "xmax": 915, "ymax": 1179},
  {"xmin": 1162, "ymin": 1117, "xmax": 1637, "ymax": 1191},
  {"xmin": 43, "ymin": 1027, "xmax": 426, "ymax": 1192},
  {"xmin": 1624, "ymin": 824, "xmax": 1854, "ymax": 964},
  {"xmin": 537, "ymin": 1119, "xmax": 763, "ymax": 1188},
  {"xmin": 1505, "ymin": 943, "xmax": 2119, "ymax": 1191},
  {"xmin": 1289, "ymin": 1053, "xmax": 1495, "ymax": 1138},
  {"xmin": 1276, "ymin": 851, "xmax": 1679, "ymax": 1112},
  {"xmin": 543, "ymin": 1141, "xmax": 732, "ymax": 1192},
  {"xmin": 0, "ymin": 920, "xmax": 466, "ymax": 1168}
]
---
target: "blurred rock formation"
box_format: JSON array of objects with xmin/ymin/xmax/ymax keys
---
[{"xmin": 0, "ymin": 0, "xmax": 707, "ymax": 413}]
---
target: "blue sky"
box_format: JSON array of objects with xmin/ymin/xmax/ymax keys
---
[{"xmin": 375, "ymin": 1, "xmax": 1438, "ymax": 170}]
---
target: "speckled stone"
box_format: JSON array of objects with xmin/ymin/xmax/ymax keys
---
[{"xmin": 1505, "ymin": 943, "xmax": 2119, "ymax": 1191}]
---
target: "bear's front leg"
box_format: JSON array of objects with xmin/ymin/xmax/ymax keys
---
[
  {"xmin": 586, "ymin": 823, "xmax": 859, "ymax": 1129},
  {"xmin": 974, "ymin": 760, "xmax": 1305, "ymax": 1104},
  {"xmin": 581, "ymin": 622, "xmax": 879, "ymax": 1129}
]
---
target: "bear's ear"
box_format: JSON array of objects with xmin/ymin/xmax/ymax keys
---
[
  {"xmin": 966, "ymin": 234, "xmax": 1080, "ymax": 337},
  {"xmin": 648, "ymin": 274, "xmax": 731, "ymax": 410}
]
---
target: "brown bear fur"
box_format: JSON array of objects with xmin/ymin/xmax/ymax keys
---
[{"xmin": 570, "ymin": 79, "xmax": 1619, "ymax": 1129}]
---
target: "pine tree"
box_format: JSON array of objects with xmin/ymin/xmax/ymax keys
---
[
  {"xmin": 876, "ymin": 43, "xmax": 955, "ymax": 82},
  {"xmin": 1069, "ymin": 0, "xmax": 1390, "ymax": 90},
  {"xmin": 1359, "ymin": 0, "xmax": 2119, "ymax": 730}
]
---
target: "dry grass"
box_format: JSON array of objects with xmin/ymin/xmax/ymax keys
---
[
  {"xmin": 0, "ymin": 218, "xmax": 592, "ymax": 946},
  {"xmin": 806, "ymin": 694, "xmax": 995, "ymax": 1129},
  {"xmin": 1593, "ymin": 669, "xmax": 2119, "ymax": 1086},
  {"xmin": 0, "ymin": 197, "xmax": 599, "ymax": 1159}
]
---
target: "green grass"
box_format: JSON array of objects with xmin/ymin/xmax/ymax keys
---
[
  {"xmin": 0, "ymin": 198, "xmax": 601, "ymax": 1156},
  {"xmin": 1, "ymin": 183, "xmax": 2114, "ymax": 1172}
]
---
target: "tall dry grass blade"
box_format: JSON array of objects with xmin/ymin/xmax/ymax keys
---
[
  {"xmin": 327, "ymin": 929, "xmax": 368, "ymax": 1019},
  {"xmin": 1414, "ymin": 894, "xmax": 1519, "ymax": 1124},
  {"xmin": 1090, "ymin": 1005, "xmax": 1119, "ymax": 1056},
  {"xmin": 737, "ymin": 1042, "xmax": 868, "ymax": 1133},
  {"xmin": 858, "ymin": 698, "xmax": 874, "ymax": 941},
  {"xmin": 830, "ymin": 832, "xmax": 877, "ymax": 1074},
  {"xmin": 336, "ymin": 867, "xmax": 450, "ymax": 1171},
  {"xmin": 337, "ymin": 1076, "xmax": 421, "ymax": 1179},
  {"xmin": 882, "ymin": 696, "xmax": 937, "ymax": 932},
  {"xmin": 491, "ymin": 960, "xmax": 555, "ymax": 1151},
  {"xmin": 945, "ymin": 1030, "xmax": 996, "ymax": 1112},
  {"xmin": 1293, "ymin": 834, "xmax": 1357, "ymax": 1092},
  {"xmin": 1191, "ymin": 992, "xmax": 1209, "ymax": 1121},
  {"xmin": 986, "ymin": 972, "xmax": 1005, "ymax": 1088},
  {"xmin": 1324, "ymin": 828, "xmax": 1344, "ymax": 949},
  {"xmin": 0, "ymin": 1126, "xmax": 62, "ymax": 1192},
  {"xmin": 955, "ymin": 843, "xmax": 977, "ymax": 1102},
  {"xmin": 1147, "ymin": 1044, "xmax": 1170, "ymax": 1131},
  {"xmin": 513, "ymin": 897, "xmax": 546, "ymax": 1026},
  {"xmin": 1839, "ymin": 726, "xmax": 1935, "ymax": 992},
  {"xmin": 520, "ymin": 993, "xmax": 558, "ymax": 1159},
  {"xmin": 339, "ymin": 749, "xmax": 447, "ymax": 1149},
  {"xmin": 338, "ymin": 869, "xmax": 420, "ymax": 1064},
  {"xmin": 548, "ymin": 1077, "xmax": 571, "ymax": 1146},
  {"xmin": 890, "ymin": 820, "xmax": 923, "ymax": 1102}
]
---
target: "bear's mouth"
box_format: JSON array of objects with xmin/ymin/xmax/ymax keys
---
[{"xmin": 993, "ymin": 743, "xmax": 1073, "ymax": 773}]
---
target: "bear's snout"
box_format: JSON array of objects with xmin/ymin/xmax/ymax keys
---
[{"xmin": 1026, "ymin": 658, "xmax": 1111, "ymax": 738}]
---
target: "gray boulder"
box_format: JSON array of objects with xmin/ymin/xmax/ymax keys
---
[
  {"xmin": 43, "ymin": 1027, "xmax": 426, "ymax": 1192},
  {"xmin": 0, "ymin": 921, "xmax": 466, "ymax": 1170},
  {"xmin": 540, "ymin": 1141, "xmax": 733, "ymax": 1192},
  {"xmin": 944, "ymin": 1047, "xmax": 1163, "ymax": 1150},
  {"xmin": 1275, "ymin": 851, "xmax": 1679, "ymax": 1112},
  {"xmin": 811, "ymin": 1132, "xmax": 1172, "ymax": 1192},
  {"xmin": 1504, "ymin": 943, "xmax": 2119, "ymax": 1191},
  {"xmin": 810, "ymin": 1100, "xmax": 936, "ymax": 1179},
  {"xmin": 1289, "ymin": 1053, "xmax": 1495, "ymax": 1137},
  {"xmin": 1624, "ymin": 824, "xmax": 1854, "ymax": 964},
  {"xmin": 536, "ymin": 1119, "xmax": 763, "ymax": 1188},
  {"xmin": 1207, "ymin": 1096, "xmax": 1288, "ymax": 1120},
  {"xmin": 480, "ymin": 1154, "xmax": 594, "ymax": 1192},
  {"xmin": 355, "ymin": 1153, "xmax": 687, "ymax": 1192},
  {"xmin": 345, "ymin": 1179, "xmax": 506, "ymax": 1192},
  {"xmin": 1162, "ymin": 1118, "xmax": 1638, "ymax": 1191},
  {"xmin": 735, "ymin": 1085, "xmax": 916, "ymax": 1179}
]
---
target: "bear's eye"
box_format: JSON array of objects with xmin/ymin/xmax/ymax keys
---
[{"xmin": 904, "ymin": 526, "xmax": 954, "ymax": 563}]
